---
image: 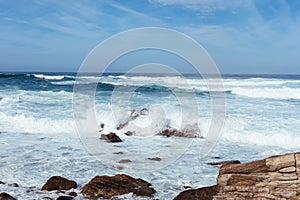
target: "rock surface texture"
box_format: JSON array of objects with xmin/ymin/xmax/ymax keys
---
[
  {"xmin": 81, "ymin": 174, "xmax": 155, "ymax": 199},
  {"xmin": 41, "ymin": 176, "xmax": 77, "ymax": 191},
  {"xmin": 173, "ymin": 185, "xmax": 219, "ymax": 200},
  {"xmin": 213, "ymin": 152, "xmax": 300, "ymax": 200}
]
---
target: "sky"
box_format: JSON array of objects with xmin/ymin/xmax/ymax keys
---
[{"xmin": 0, "ymin": 0, "xmax": 300, "ymax": 74}]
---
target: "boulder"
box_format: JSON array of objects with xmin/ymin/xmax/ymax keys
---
[
  {"xmin": 0, "ymin": 193, "xmax": 16, "ymax": 200},
  {"xmin": 81, "ymin": 174, "xmax": 155, "ymax": 199},
  {"xmin": 41, "ymin": 176, "xmax": 77, "ymax": 191},
  {"xmin": 100, "ymin": 132, "xmax": 122, "ymax": 143},
  {"xmin": 173, "ymin": 185, "xmax": 218, "ymax": 200}
]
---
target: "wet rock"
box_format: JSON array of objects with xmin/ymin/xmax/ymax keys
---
[
  {"xmin": 41, "ymin": 176, "xmax": 77, "ymax": 191},
  {"xmin": 124, "ymin": 131, "xmax": 134, "ymax": 136},
  {"xmin": 206, "ymin": 160, "xmax": 240, "ymax": 167},
  {"xmin": 0, "ymin": 181, "xmax": 5, "ymax": 184},
  {"xmin": 42, "ymin": 197, "xmax": 53, "ymax": 200},
  {"xmin": 117, "ymin": 108, "xmax": 148, "ymax": 130},
  {"xmin": 158, "ymin": 129, "xmax": 194, "ymax": 138},
  {"xmin": 113, "ymin": 151, "xmax": 124, "ymax": 154},
  {"xmin": 56, "ymin": 196, "xmax": 74, "ymax": 200},
  {"xmin": 68, "ymin": 192, "xmax": 77, "ymax": 197},
  {"xmin": 174, "ymin": 185, "xmax": 218, "ymax": 200},
  {"xmin": 147, "ymin": 157, "xmax": 162, "ymax": 161},
  {"xmin": 100, "ymin": 132, "xmax": 122, "ymax": 143},
  {"xmin": 118, "ymin": 159, "xmax": 132, "ymax": 163},
  {"xmin": 0, "ymin": 193, "xmax": 16, "ymax": 200},
  {"xmin": 82, "ymin": 174, "xmax": 155, "ymax": 199},
  {"xmin": 9, "ymin": 183, "xmax": 19, "ymax": 187}
]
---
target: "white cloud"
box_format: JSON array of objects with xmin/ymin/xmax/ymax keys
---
[{"xmin": 150, "ymin": 0, "xmax": 251, "ymax": 13}]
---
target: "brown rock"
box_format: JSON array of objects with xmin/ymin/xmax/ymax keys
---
[
  {"xmin": 212, "ymin": 152, "xmax": 300, "ymax": 200},
  {"xmin": 266, "ymin": 153, "xmax": 295, "ymax": 171},
  {"xmin": 158, "ymin": 127, "xmax": 199, "ymax": 138},
  {"xmin": 81, "ymin": 174, "xmax": 155, "ymax": 199},
  {"xmin": 0, "ymin": 193, "xmax": 16, "ymax": 200},
  {"xmin": 220, "ymin": 159, "xmax": 268, "ymax": 175},
  {"xmin": 41, "ymin": 176, "xmax": 77, "ymax": 191},
  {"xmin": 118, "ymin": 159, "xmax": 132, "ymax": 163},
  {"xmin": 174, "ymin": 185, "xmax": 219, "ymax": 200},
  {"xmin": 100, "ymin": 132, "xmax": 122, "ymax": 143},
  {"xmin": 117, "ymin": 108, "xmax": 148, "ymax": 130},
  {"xmin": 68, "ymin": 192, "xmax": 77, "ymax": 197}
]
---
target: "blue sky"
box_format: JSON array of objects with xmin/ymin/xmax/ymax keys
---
[{"xmin": 0, "ymin": 0, "xmax": 299, "ymax": 74}]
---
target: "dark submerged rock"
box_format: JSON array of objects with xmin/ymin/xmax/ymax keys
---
[
  {"xmin": 0, "ymin": 193, "xmax": 16, "ymax": 200},
  {"xmin": 100, "ymin": 132, "xmax": 122, "ymax": 143},
  {"xmin": 206, "ymin": 160, "xmax": 241, "ymax": 167},
  {"xmin": 56, "ymin": 196, "xmax": 74, "ymax": 200},
  {"xmin": 173, "ymin": 185, "xmax": 218, "ymax": 200},
  {"xmin": 68, "ymin": 191, "xmax": 77, "ymax": 197},
  {"xmin": 81, "ymin": 174, "xmax": 155, "ymax": 199},
  {"xmin": 9, "ymin": 183, "xmax": 19, "ymax": 187},
  {"xmin": 147, "ymin": 157, "xmax": 162, "ymax": 161},
  {"xmin": 41, "ymin": 176, "xmax": 77, "ymax": 191}
]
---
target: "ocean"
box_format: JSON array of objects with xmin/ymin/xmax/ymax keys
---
[{"xmin": 1, "ymin": 72, "xmax": 300, "ymax": 199}]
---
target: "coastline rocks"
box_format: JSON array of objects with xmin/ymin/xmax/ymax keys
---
[
  {"xmin": 81, "ymin": 174, "xmax": 155, "ymax": 199},
  {"xmin": 0, "ymin": 193, "xmax": 16, "ymax": 200},
  {"xmin": 100, "ymin": 132, "xmax": 122, "ymax": 143},
  {"xmin": 173, "ymin": 185, "xmax": 218, "ymax": 200},
  {"xmin": 41, "ymin": 176, "xmax": 77, "ymax": 191},
  {"xmin": 212, "ymin": 152, "xmax": 300, "ymax": 199}
]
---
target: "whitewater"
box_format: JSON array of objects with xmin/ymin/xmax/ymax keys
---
[{"xmin": 1, "ymin": 72, "xmax": 300, "ymax": 199}]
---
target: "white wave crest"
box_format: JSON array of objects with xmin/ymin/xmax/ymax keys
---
[
  {"xmin": 231, "ymin": 87, "xmax": 300, "ymax": 99},
  {"xmin": 33, "ymin": 74, "xmax": 65, "ymax": 80}
]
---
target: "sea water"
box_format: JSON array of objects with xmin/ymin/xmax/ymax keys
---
[{"xmin": 0, "ymin": 73, "xmax": 300, "ymax": 199}]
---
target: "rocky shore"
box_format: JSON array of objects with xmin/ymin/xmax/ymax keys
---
[{"xmin": 1, "ymin": 151, "xmax": 300, "ymax": 199}]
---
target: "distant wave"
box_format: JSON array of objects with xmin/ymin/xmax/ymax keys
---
[
  {"xmin": 33, "ymin": 74, "xmax": 66, "ymax": 80},
  {"xmin": 231, "ymin": 87, "xmax": 300, "ymax": 100}
]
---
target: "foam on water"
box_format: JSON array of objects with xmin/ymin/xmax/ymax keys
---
[{"xmin": 1, "ymin": 73, "xmax": 300, "ymax": 199}]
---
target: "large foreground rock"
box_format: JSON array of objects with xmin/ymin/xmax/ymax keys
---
[
  {"xmin": 81, "ymin": 174, "xmax": 155, "ymax": 199},
  {"xmin": 0, "ymin": 193, "xmax": 16, "ymax": 200},
  {"xmin": 41, "ymin": 176, "xmax": 77, "ymax": 191},
  {"xmin": 213, "ymin": 152, "xmax": 300, "ymax": 199},
  {"xmin": 173, "ymin": 185, "xmax": 218, "ymax": 200}
]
